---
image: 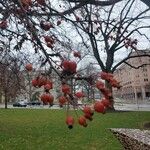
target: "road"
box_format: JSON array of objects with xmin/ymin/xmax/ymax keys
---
[
  {"xmin": 114, "ymin": 103, "xmax": 150, "ymax": 111},
  {"xmin": 0, "ymin": 103, "xmax": 150, "ymax": 111}
]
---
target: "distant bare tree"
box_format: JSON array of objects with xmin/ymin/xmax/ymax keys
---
[{"xmin": 0, "ymin": 44, "xmax": 24, "ymax": 108}]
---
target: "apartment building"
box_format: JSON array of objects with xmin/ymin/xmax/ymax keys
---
[{"xmin": 113, "ymin": 50, "xmax": 150, "ymax": 100}]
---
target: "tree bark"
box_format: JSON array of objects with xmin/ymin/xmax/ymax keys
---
[
  {"xmin": 27, "ymin": 72, "xmax": 32, "ymax": 102},
  {"xmin": 4, "ymin": 90, "xmax": 8, "ymax": 109},
  {"xmin": 87, "ymin": 88, "xmax": 90, "ymax": 101},
  {"xmin": 141, "ymin": 0, "xmax": 150, "ymax": 7},
  {"xmin": 105, "ymin": 80, "xmax": 115, "ymax": 111}
]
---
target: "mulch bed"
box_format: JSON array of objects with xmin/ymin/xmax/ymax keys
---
[{"xmin": 110, "ymin": 128, "xmax": 150, "ymax": 150}]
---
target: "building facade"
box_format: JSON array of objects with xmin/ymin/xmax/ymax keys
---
[{"xmin": 113, "ymin": 50, "xmax": 150, "ymax": 101}]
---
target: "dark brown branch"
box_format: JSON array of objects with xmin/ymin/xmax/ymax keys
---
[
  {"xmin": 88, "ymin": 33, "xmax": 105, "ymax": 71},
  {"xmin": 67, "ymin": 0, "xmax": 122, "ymax": 6},
  {"xmin": 112, "ymin": 54, "xmax": 150, "ymax": 72},
  {"xmin": 124, "ymin": 61, "xmax": 150, "ymax": 69}
]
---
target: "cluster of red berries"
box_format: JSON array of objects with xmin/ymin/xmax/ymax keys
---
[
  {"xmin": 44, "ymin": 35, "xmax": 55, "ymax": 49},
  {"xmin": 0, "ymin": 20, "xmax": 7, "ymax": 30},
  {"xmin": 20, "ymin": 0, "xmax": 32, "ymax": 10},
  {"xmin": 25, "ymin": 62, "xmax": 120, "ymax": 129},
  {"xmin": 20, "ymin": 0, "xmax": 46, "ymax": 10},
  {"xmin": 61, "ymin": 60, "xmax": 77, "ymax": 74},
  {"xmin": 65, "ymin": 72, "xmax": 120, "ymax": 129},
  {"xmin": 32, "ymin": 76, "xmax": 53, "ymax": 89},
  {"xmin": 73, "ymin": 51, "xmax": 81, "ymax": 59},
  {"xmin": 40, "ymin": 21, "xmax": 54, "ymax": 31},
  {"xmin": 66, "ymin": 97, "xmax": 111, "ymax": 129},
  {"xmin": 25, "ymin": 63, "xmax": 33, "ymax": 71},
  {"xmin": 124, "ymin": 38, "xmax": 138, "ymax": 50},
  {"xmin": 36, "ymin": 0, "xmax": 46, "ymax": 6},
  {"xmin": 25, "ymin": 64, "xmax": 54, "ymax": 105},
  {"xmin": 100, "ymin": 72, "xmax": 121, "ymax": 89},
  {"xmin": 32, "ymin": 77, "xmax": 53, "ymax": 105}
]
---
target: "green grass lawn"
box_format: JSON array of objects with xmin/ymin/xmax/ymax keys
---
[{"xmin": 0, "ymin": 109, "xmax": 149, "ymax": 150}]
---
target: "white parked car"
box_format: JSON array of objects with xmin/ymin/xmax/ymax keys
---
[{"xmin": 13, "ymin": 100, "xmax": 27, "ymax": 107}]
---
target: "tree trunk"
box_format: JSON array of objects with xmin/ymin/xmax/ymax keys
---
[
  {"xmin": 87, "ymin": 88, "xmax": 90, "ymax": 101},
  {"xmin": 4, "ymin": 90, "xmax": 8, "ymax": 109},
  {"xmin": 105, "ymin": 80, "xmax": 115, "ymax": 111},
  {"xmin": 70, "ymin": 79, "xmax": 74, "ymax": 95},
  {"xmin": 27, "ymin": 72, "xmax": 32, "ymax": 102},
  {"xmin": 92, "ymin": 88, "xmax": 95, "ymax": 101},
  {"xmin": 141, "ymin": 0, "xmax": 150, "ymax": 7}
]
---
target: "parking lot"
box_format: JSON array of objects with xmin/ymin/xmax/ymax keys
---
[{"xmin": 0, "ymin": 104, "xmax": 61, "ymax": 109}]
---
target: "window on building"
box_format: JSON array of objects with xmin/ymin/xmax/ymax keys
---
[
  {"xmin": 146, "ymin": 92, "xmax": 150, "ymax": 97},
  {"xmin": 137, "ymin": 92, "xmax": 142, "ymax": 98},
  {"xmin": 144, "ymin": 79, "xmax": 148, "ymax": 82},
  {"xmin": 143, "ymin": 68, "xmax": 147, "ymax": 72},
  {"xmin": 142, "ymin": 65, "xmax": 147, "ymax": 72}
]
